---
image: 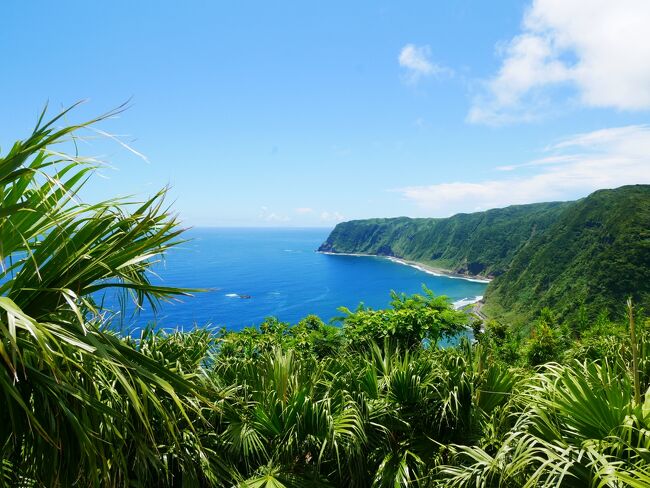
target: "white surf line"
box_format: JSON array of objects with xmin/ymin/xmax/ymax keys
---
[
  {"xmin": 452, "ymin": 295, "xmax": 484, "ymax": 310},
  {"xmin": 385, "ymin": 257, "xmax": 492, "ymax": 283}
]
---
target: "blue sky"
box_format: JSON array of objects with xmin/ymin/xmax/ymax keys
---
[{"xmin": 2, "ymin": 1, "xmax": 650, "ymax": 226}]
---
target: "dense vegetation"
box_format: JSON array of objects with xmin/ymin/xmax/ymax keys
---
[
  {"xmin": 485, "ymin": 185, "xmax": 650, "ymax": 325},
  {"xmin": 320, "ymin": 187, "xmax": 650, "ymax": 324},
  {"xmin": 212, "ymin": 306, "xmax": 650, "ymax": 487},
  {"xmin": 2, "ymin": 107, "xmax": 650, "ymax": 487}
]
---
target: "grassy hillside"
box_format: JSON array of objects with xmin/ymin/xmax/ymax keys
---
[
  {"xmin": 484, "ymin": 185, "xmax": 650, "ymax": 324},
  {"xmin": 318, "ymin": 201, "xmax": 570, "ymax": 278}
]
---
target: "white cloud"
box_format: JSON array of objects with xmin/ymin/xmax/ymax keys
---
[
  {"xmin": 398, "ymin": 44, "xmax": 452, "ymax": 83},
  {"xmin": 294, "ymin": 207, "xmax": 313, "ymax": 215},
  {"xmin": 320, "ymin": 211, "xmax": 346, "ymax": 223},
  {"xmin": 469, "ymin": 0, "xmax": 650, "ymax": 124},
  {"xmin": 397, "ymin": 125, "xmax": 650, "ymax": 214}
]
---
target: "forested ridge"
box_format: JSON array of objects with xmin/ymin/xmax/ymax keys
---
[
  {"xmin": 318, "ymin": 201, "xmax": 570, "ymax": 278},
  {"xmin": 320, "ymin": 186, "xmax": 650, "ymax": 324},
  {"xmin": 485, "ymin": 185, "xmax": 650, "ymax": 324}
]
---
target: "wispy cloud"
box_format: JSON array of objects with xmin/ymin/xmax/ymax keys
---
[
  {"xmin": 398, "ymin": 44, "xmax": 452, "ymax": 83},
  {"xmin": 468, "ymin": 0, "xmax": 650, "ymax": 125},
  {"xmin": 495, "ymin": 155, "xmax": 581, "ymax": 172},
  {"xmin": 320, "ymin": 211, "xmax": 346, "ymax": 223},
  {"xmin": 396, "ymin": 125, "xmax": 650, "ymax": 214}
]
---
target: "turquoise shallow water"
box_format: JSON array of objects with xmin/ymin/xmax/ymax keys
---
[{"xmin": 114, "ymin": 228, "xmax": 487, "ymax": 331}]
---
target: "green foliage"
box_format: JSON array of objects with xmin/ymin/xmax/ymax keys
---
[
  {"xmin": 437, "ymin": 359, "xmax": 650, "ymax": 486},
  {"xmin": 197, "ymin": 314, "xmax": 650, "ymax": 486},
  {"xmin": 525, "ymin": 321, "xmax": 562, "ymax": 365},
  {"xmin": 217, "ymin": 315, "xmax": 344, "ymax": 359},
  {"xmin": 206, "ymin": 337, "xmax": 522, "ymax": 487},
  {"xmin": 338, "ymin": 287, "xmax": 467, "ymax": 349},
  {"xmin": 479, "ymin": 319, "xmax": 523, "ymax": 364}
]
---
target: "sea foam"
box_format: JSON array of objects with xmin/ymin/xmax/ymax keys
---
[
  {"xmin": 453, "ymin": 295, "xmax": 483, "ymax": 309},
  {"xmin": 385, "ymin": 257, "xmax": 491, "ymax": 283}
]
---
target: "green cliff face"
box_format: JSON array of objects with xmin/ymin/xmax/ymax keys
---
[
  {"xmin": 318, "ymin": 201, "xmax": 571, "ymax": 278},
  {"xmin": 319, "ymin": 185, "xmax": 650, "ymax": 323}
]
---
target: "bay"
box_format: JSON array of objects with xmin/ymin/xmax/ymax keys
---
[{"xmin": 115, "ymin": 228, "xmax": 487, "ymax": 331}]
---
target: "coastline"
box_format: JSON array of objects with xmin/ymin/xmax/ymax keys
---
[{"xmin": 318, "ymin": 251, "xmax": 492, "ymax": 284}]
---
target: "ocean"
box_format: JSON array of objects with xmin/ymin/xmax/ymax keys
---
[{"xmin": 115, "ymin": 228, "xmax": 487, "ymax": 331}]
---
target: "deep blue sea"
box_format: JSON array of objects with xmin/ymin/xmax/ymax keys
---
[{"xmin": 118, "ymin": 228, "xmax": 487, "ymax": 331}]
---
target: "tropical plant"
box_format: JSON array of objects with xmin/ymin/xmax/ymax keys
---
[
  {"xmin": 0, "ymin": 104, "xmax": 220, "ymax": 486},
  {"xmin": 338, "ymin": 287, "xmax": 467, "ymax": 349},
  {"xmin": 438, "ymin": 352, "xmax": 650, "ymax": 486}
]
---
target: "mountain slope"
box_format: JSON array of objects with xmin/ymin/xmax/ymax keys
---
[
  {"xmin": 318, "ymin": 201, "xmax": 571, "ymax": 278},
  {"xmin": 484, "ymin": 185, "xmax": 650, "ymax": 322}
]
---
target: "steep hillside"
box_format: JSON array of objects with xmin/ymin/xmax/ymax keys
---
[
  {"xmin": 318, "ymin": 202, "xmax": 570, "ymax": 278},
  {"xmin": 319, "ymin": 185, "xmax": 650, "ymax": 323},
  {"xmin": 484, "ymin": 185, "xmax": 650, "ymax": 323}
]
